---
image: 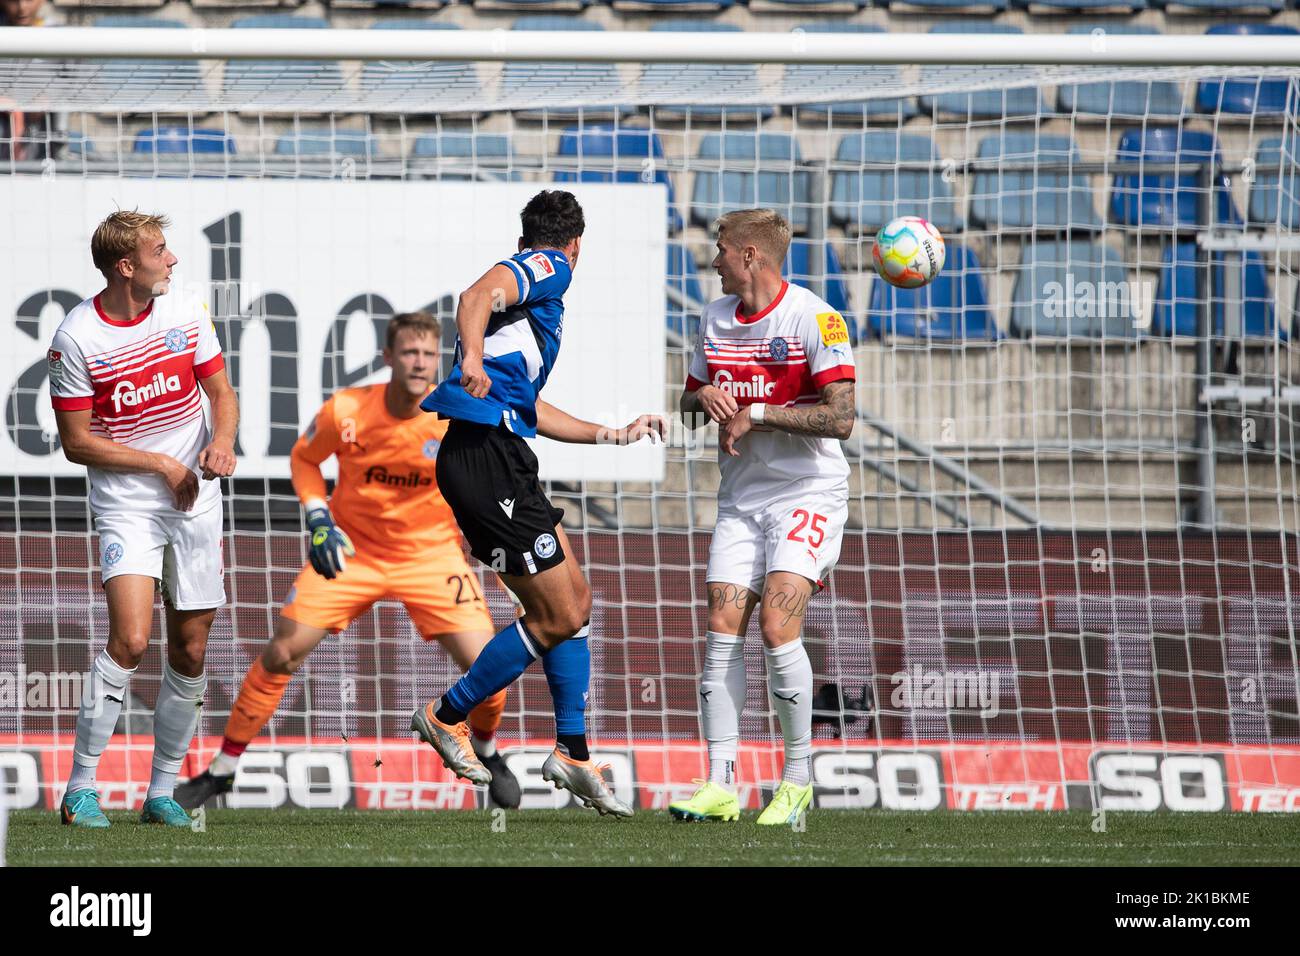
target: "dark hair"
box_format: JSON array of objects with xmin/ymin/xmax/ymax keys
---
[
  {"xmin": 520, "ymin": 190, "xmax": 585, "ymax": 250},
  {"xmin": 386, "ymin": 311, "xmax": 441, "ymax": 350}
]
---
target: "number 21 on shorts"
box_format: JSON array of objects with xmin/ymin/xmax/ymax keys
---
[{"xmin": 786, "ymin": 508, "xmax": 827, "ymax": 549}]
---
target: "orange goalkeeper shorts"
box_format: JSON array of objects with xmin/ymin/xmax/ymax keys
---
[{"xmin": 281, "ymin": 545, "xmax": 494, "ymax": 639}]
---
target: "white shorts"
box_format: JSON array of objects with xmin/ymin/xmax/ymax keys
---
[
  {"xmin": 706, "ymin": 490, "xmax": 848, "ymax": 595},
  {"xmin": 94, "ymin": 502, "xmax": 227, "ymax": 611}
]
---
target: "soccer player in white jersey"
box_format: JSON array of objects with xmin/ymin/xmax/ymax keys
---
[
  {"xmin": 671, "ymin": 209, "xmax": 856, "ymax": 826},
  {"xmin": 48, "ymin": 211, "xmax": 239, "ymax": 828}
]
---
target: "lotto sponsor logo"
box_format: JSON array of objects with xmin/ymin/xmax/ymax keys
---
[
  {"xmin": 111, "ymin": 372, "xmax": 182, "ymax": 413},
  {"xmin": 816, "ymin": 312, "xmax": 850, "ymax": 347},
  {"xmin": 363, "ymin": 465, "xmax": 432, "ymax": 488},
  {"xmin": 711, "ymin": 368, "xmax": 775, "ymax": 398}
]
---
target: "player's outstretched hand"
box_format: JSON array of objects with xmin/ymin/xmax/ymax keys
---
[
  {"xmin": 306, "ymin": 505, "xmax": 356, "ymax": 580},
  {"xmin": 157, "ymin": 455, "xmax": 200, "ymax": 512},
  {"xmin": 460, "ymin": 356, "xmax": 493, "ymax": 400},
  {"xmin": 614, "ymin": 414, "xmax": 669, "ymax": 446},
  {"xmin": 696, "ymin": 385, "xmax": 738, "ymax": 425},
  {"xmin": 198, "ymin": 441, "xmax": 236, "ymax": 481},
  {"xmin": 719, "ymin": 406, "xmax": 755, "ymax": 458}
]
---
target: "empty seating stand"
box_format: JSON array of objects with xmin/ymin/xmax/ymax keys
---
[
  {"xmin": 553, "ymin": 125, "xmax": 684, "ymax": 231},
  {"xmin": 1196, "ymin": 25, "xmax": 1300, "ymax": 116},
  {"xmin": 868, "ymin": 245, "xmax": 999, "ymax": 340},
  {"xmin": 1010, "ymin": 238, "xmax": 1133, "ymax": 337},
  {"xmin": 1248, "ymin": 135, "xmax": 1300, "ymax": 230},
  {"xmin": 1154, "ymin": 241, "xmax": 1281, "ymax": 339},
  {"xmin": 920, "ymin": 24, "xmax": 1041, "ymax": 120},
  {"xmin": 360, "ymin": 21, "xmax": 482, "ymax": 112},
  {"xmin": 1110, "ymin": 127, "xmax": 1236, "ymax": 232},
  {"xmin": 690, "ymin": 132, "xmax": 810, "ymax": 234},
  {"xmin": 225, "ymin": 16, "xmax": 345, "ymax": 110},
  {"xmin": 1057, "ymin": 25, "xmax": 1186, "ymax": 119},
  {"xmin": 970, "ymin": 133, "xmax": 1102, "ymax": 232},
  {"xmin": 409, "ymin": 133, "xmax": 519, "ymax": 181},
  {"xmin": 92, "ymin": 17, "xmax": 205, "ymax": 114},
  {"xmin": 783, "ymin": 24, "xmax": 918, "ymax": 123},
  {"xmin": 641, "ymin": 21, "xmax": 772, "ymax": 123},
  {"xmin": 831, "ymin": 130, "xmax": 963, "ymax": 236},
  {"xmin": 503, "ymin": 17, "xmax": 624, "ymax": 120}
]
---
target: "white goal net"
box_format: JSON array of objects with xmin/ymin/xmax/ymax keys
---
[{"xmin": 2, "ymin": 26, "xmax": 1299, "ymax": 814}]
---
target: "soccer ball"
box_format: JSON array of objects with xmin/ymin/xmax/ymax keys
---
[{"xmin": 872, "ymin": 216, "xmax": 946, "ymax": 289}]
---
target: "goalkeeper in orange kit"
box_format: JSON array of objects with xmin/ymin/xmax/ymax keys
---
[{"xmin": 176, "ymin": 311, "xmax": 520, "ymax": 809}]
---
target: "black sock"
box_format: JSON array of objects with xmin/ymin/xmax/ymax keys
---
[
  {"xmin": 436, "ymin": 700, "xmax": 468, "ymax": 726},
  {"xmin": 557, "ymin": 734, "xmax": 589, "ymax": 762}
]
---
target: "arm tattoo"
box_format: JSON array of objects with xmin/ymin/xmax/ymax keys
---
[{"xmin": 764, "ymin": 380, "xmax": 855, "ymax": 440}]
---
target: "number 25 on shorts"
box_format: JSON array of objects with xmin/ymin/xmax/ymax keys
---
[{"xmin": 786, "ymin": 508, "xmax": 827, "ymax": 549}]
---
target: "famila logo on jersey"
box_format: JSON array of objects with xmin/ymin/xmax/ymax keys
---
[
  {"xmin": 111, "ymin": 373, "xmax": 183, "ymax": 413},
  {"xmin": 711, "ymin": 369, "xmax": 775, "ymax": 399},
  {"xmin": 364, "ymin": 466, "xmax": 432, "ymax": 488}
]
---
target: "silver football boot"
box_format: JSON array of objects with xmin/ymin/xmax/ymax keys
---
[
  {"xmin": 541, "ymin": 748, "xmax": 633, "ymax": 817},
  {"xmin": 411, "ymin": 700, "xmax": 492, "ymax": 786}
]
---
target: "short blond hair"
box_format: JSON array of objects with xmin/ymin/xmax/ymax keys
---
[
  {"xmin": 91, "ymin": 210, "xmax": 171, "ymax": 280},
  {"xmin": 715, "ymin": 208, "xmax": 791, "ymax": 269}
]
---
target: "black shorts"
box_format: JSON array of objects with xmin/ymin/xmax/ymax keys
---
[{"xmin": 436, "ymin": 419, "xmax": 566, "ymax": 577}]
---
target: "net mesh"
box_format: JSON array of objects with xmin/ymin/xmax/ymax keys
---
[{"xmin": 3, "ymin": 39, "xmax": 1299, "ymax": 810}]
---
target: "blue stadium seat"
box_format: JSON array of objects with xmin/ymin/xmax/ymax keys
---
[
  {"xmin": 613, "ymin": 0, "xmax": 733, "ymax": 10},
  {"xmin": 1154, "ymin": 241, "xmax": 1282, "ymax": 339},
  {"xmin": 409, "ymin": 133, "xmax": 519, "ymax": 180},
  {"xmin": 1009, "ymin": 238, "xmax": 1134, "ymax": 337},
  {"xmin": 360, "ymin": 22, "xmax": 480, "ymax": 105},
  {"xmin": 921, "ymin": 24, "xmax": 1040, "ymax": 118},
  {"xmin": 783, "ymin": 24, "xmax": 918, "ymax": 122},
  {"xmin": 830, "ymin": 131, "xmax": 962, "ymax": 234},
  {"xmin": 868, "ymin": 245, "xmax": 999, "ymax": 340},
  {"xmin": 92, "ymin": 17, "xmax": 204, "ymax": 108},
  {"xmin": 667, "ymin": 240, "xmax": 704, "ymax": 339},
  {"xmin": 887, "ymin": 0, "xmax": 1007, "ymax": 10},
  {"xmin": 970, "ymin": 133, "xmax": 1102, "ymax": 231},
  {"xmin": 641, "ymin": 22, "xmax": 773, "ymax": 121},
  {"xmin": 786, "ymin": 240, "xmax": 853, "ymax": 333},
  {"xmin": 64, "ymin": 133, "xmax": 96, "ymax": 156},
  {"xmin": 502, "ymin": 18, "xmax": 623, "ymax": 117},
  {"xmin": 1197, "ymin": 25, "xmax": 1300, "ymax": 115},
  {"xmin": 690, "ymin": 132, "xmax": 810, "ymax": 233},
  {"xmin": 134, "ymin": 127, "xmax": 235, "ymax": 155},
  {"xmin": 226, "ymin": 16, "xmax": 344, "ymax": 105},
  {"xmin": 1013, "ymin": 0, "xmax": 1145, "ymax": 7},
  {"xmin": 554, "ymin": 125, "xmax": 683, "ymax": 231},
  {"xmin": 475, "ymin": 0, "xmax": 589, "ymax": 8},
  {"xmin": 1248, "ymin": 135, "xmax": 1300, "ymax": 229},
  {"xmin": 1110, "ymin": 127, "xmax": 1236, "ymax": 230},
  {"xmin": 748, "ymin": 0, "xmax": 860, "ymax": 9},
  {"xmin": 1057, "ymin": 26, "xmax": 1185, "ymax": 118},
  {"xmin": 274, "ymin": 129, "xmax": 378, "ymax": 158},
  {"xmin": 1154, "ymin": 0, "xmax": 1282, "ymax": 11}
]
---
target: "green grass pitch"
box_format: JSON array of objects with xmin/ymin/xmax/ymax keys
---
[{"xmin": 8, "ymin": 809, "xmax": 1300, "ymax": 866}]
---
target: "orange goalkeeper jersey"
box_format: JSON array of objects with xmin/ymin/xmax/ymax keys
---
[{"xmin": 291, "ymin": 383, "xmax": 460, "ymax": 559}]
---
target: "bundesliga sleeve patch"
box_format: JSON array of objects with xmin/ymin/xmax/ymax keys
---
[
  {"xmin": 817, "ymin": 312, "xmax": 850, "ymax": 347},
  {"xmin": 524, "ymin": 252, "xmax": 556, "ymax": 283},
  {"xmin": 47, "ymin": 349, "xmax": 64, "ymax": 382}
]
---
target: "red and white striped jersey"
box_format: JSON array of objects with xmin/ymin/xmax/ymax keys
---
[
  {"xmin": 685, "ymin": 281, "xmax": 855, "ymax": 513},
  {"xmin": 48, "ymin": 288, "xmax": 225, "ymax": 516}
]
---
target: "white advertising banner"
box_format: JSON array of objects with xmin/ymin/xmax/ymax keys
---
[{"xmin": 0, "ymin": 178, "xmax": 666, "ymax": 482}]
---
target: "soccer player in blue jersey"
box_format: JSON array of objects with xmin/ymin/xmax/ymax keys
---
[{"xmin": 412, "ymin": 190, "xmax": 665, "ymax": 816}]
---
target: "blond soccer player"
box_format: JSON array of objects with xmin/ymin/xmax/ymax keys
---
[
  {"xmin": 51, "ymin": 211, "xmax": 239, "ymax": 828},
  {"xmin": 672, "ymin": 209, "xmax": 856, "ymax": 827}
]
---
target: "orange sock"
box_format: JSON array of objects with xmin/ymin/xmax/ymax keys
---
[
  {"xmin": 469, "ymin": 689, "xmax": 506, "ymax": 742},
  {"xmin": 221, "ymin": 658, "xmax": 292, "ymax": 758}
]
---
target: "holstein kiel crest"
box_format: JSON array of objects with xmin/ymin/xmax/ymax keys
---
[
  {"xmin": 164, "ymin": 328, "xmax": 189, "ymax": 353},
  {"xmin": 769, "ymin": 338, "xmax": 789, "ymax": 361}
]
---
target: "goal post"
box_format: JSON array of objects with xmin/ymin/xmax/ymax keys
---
[{"xmin": 1, "ymin": 29, "xmax": 1298, "ymax": 814}]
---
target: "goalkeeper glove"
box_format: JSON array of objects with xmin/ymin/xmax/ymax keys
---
[{"xmin": 305, "ymin": 502, "xmax": 355, "ymax": 580}]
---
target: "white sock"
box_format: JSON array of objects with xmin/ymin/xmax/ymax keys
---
[
  {"xmin": 68, "ymin": 649, "xmax": 136, "ymax": 794},
  {"xmin": 702, "ymin": 631, "xmax": 746, "ymax": 789},
  {"xmin": 209, "ymin": 750, "xmax": 239, "ymax": 777},
  {"xmin": 149, "ymin": 663, "xmax": 207, "ymax": 801},
  {"xmin": 471, "ymin": 734, "xmax": 497, "ymax": 759},
  {"xmin": 764, "ymin": 640, "xmax": 813, "ymax": 787}
]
